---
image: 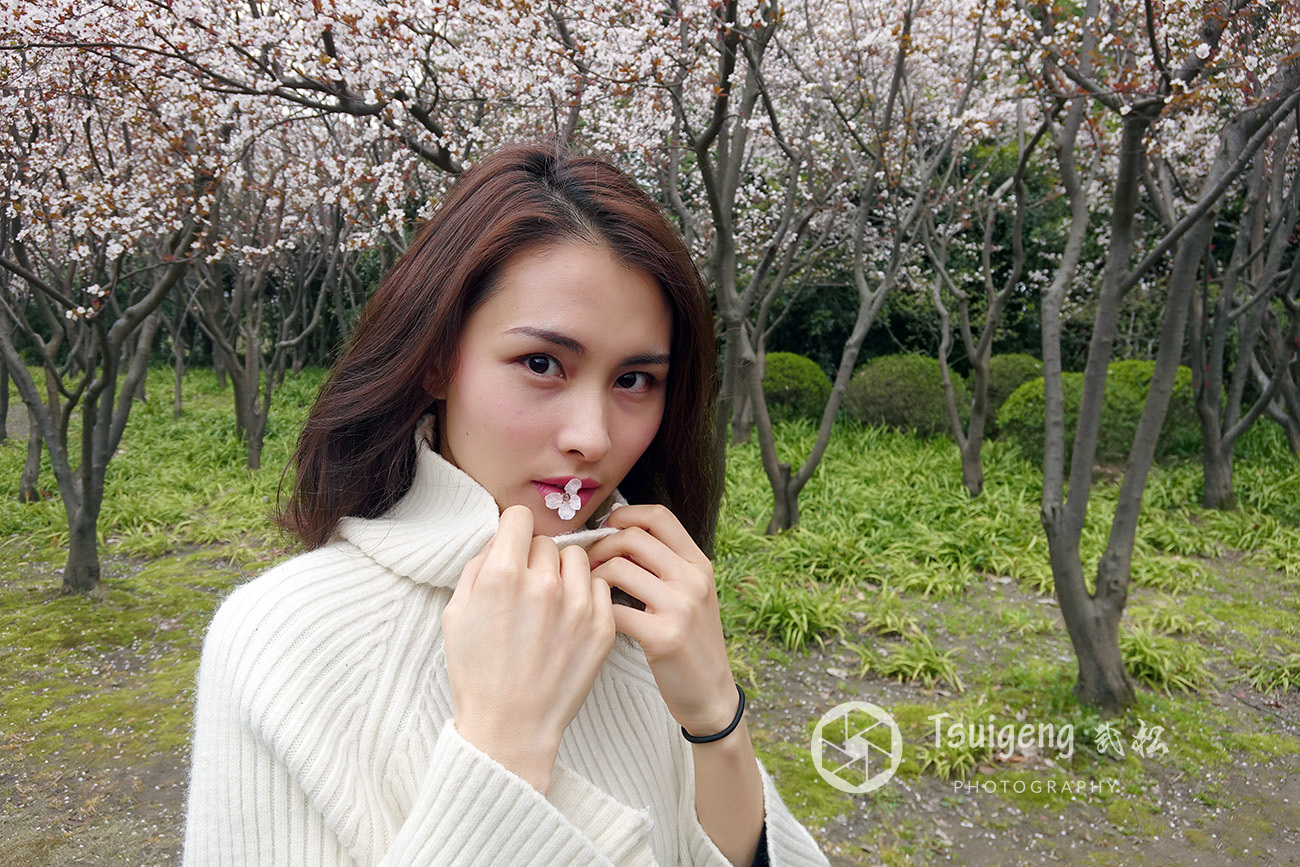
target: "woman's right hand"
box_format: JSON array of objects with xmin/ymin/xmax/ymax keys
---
[{"xmin": 442, "ymin": 504, "xmax": 616, "ymax": 795}]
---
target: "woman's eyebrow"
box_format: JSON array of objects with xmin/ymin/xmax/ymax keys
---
[
  {"xmin": 623, "ymin": 352, "xmax": 671, "ymax": 367},
  {"xmin": 507, "ymin": 326, "xmax": 583, "ymax": 354},
  {"xmin": 506, "ymin": 326, "xmax": 669, "ymax": 367}
]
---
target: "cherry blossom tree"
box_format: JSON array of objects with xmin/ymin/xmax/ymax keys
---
[
  {"xmin": 662, "ymin": 0, "xmax": 1020, "ymax": 530},
  {"xmin": 53, "ymin": 0, "xmax": 664, "ymax": 187},
  {"xmin": 0, "ymin": 18, "xmax": 216, "ymax": 592},
  {"xmin": 1258, "ymin": 292, "xmax": 1300, "ymax": 455},
  {"xmin": 186, "ymin": 115, "xmax": 361, "ymax": 468},
  {"xmin": 1005, "ymin": 0, "xmax": 1300, "ymax": 712},
  {"xmin": 620, "ymin": 0, "xmax": 846, "ymax": 531},
  {"xmin": 9, "ymin": 0, "xmax": 1298, "ymax": 615},
  {"xmin": 922, "ymin": 102, "xmax": 1052, "ymax": 497},
  {"xmin": 1189, "ymin": 128, "xmax": 1300, "ymax": 508}
]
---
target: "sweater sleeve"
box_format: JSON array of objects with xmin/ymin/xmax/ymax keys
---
[
  {"xmin": 675, "ymin": 750, "xmax": 830, "ymax": 867},
  {"xmin": 753, "ymin": 761, "xmax": 831, "ymax": 866},
  {"xmin": 183, "ymin": 570, "xmax": 656, "ymax": 867},
  {"xmin": 379, "ymin": 721, "xmax": 656, "ymax": 866}
]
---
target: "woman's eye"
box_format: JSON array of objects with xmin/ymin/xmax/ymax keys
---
[
  {"xmin": 524, "ymin": 354, "xmax": 560, "ymax": 376},
  {"xmin": 616, "ymin": 371, "xmax": 654, "ymax": 391}
]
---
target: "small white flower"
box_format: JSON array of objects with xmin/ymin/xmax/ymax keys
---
[
  {"xmin": 1195, "ymin": 43, "xmax": 1211, "ymax": 60},
  {"xmin": 545, "ymin": 478, "xmax": 583, "ymax": 521}
]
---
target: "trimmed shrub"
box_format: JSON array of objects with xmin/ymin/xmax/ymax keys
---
[
  {"xmin": 761, "ymin": 352, "xmax": 831, "ymax": 421},
  {"xmin": 1108, "ymin": 360, "xmax": 1200, "ymax": 458},
  {"xmin": 986, "ymin": 354, "xmax": 1042, "ymax": 420},
  {"xmin": 844, "ymin": 354, "xmax": 970, "ymax": 437},
  {"xmin": 998, "ymin": 361, "xmax": 1201, "ymax": 465}
]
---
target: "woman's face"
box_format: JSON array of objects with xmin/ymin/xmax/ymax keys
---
[{"xmin": 435, "ymin": 241, "xmax": 672, "ymax": 536}]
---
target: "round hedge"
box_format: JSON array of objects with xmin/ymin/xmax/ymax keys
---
[
  {"xmin": 844, "ymin": 354, "xmax": 970, "ymax": 437},
  {"xmin": 1107, "ymin": 360, "xmax": 1200, "ymax": 458},
  {"xmin": 972, "ymin": 353, "xmax": 1044, "ymax": 436},
  {"xmin": 997, "ymin": 361, "xmax": 1201, "ymax": 464},
  {"xmin": 987, "ymin": 354, "xmax": 1043, "ymax": 414},
  {"xmin": 761, "ymin": 352, "xmax": 832, "ymax": 420}
]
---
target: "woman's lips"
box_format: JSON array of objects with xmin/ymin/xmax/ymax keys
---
[{"xmin": 533, "ymin": 479, "xmax": 599, "ymax": 501}]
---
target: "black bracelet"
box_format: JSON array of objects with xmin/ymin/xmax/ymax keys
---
[{"xmin": 681, "ymin": 683, "xmax": 746, "ymax": 744}]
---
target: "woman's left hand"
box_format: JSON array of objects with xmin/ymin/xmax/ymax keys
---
[{"xmin": 585, "ymin": 504, "xmax": 738, "ymax": 737}]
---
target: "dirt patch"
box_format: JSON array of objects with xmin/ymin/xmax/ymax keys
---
[
  {"xmin": 741, "ymin": 560, "xmax": 1300, "ymax": 867},
  {"xmin": 0, "ymin": 749, "xmax": 186, "ymax": 867},
  {"xmin": 747, "ymin": 642, "xmax": 1300, "ymax": 866},
  {"xmin": 1, "ymin": 401, "xmax": 30, "ymax": 442},
  {"xmin": 2, "ymin": 549, "xmax": 1299, "ymax": 866}
]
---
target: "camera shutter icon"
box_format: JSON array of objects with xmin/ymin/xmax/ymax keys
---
[{"xmin": 811, "ymin": 701, "xmax": 902, "ymax": 794}]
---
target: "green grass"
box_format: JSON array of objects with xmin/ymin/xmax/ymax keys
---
[
  {"xmin": 1244, "ymin": 653, "xmax": 1300, "ymax": 694},
  {"xmin": 4, "ymin": 368, "xmax": 1300, "ymax": 859},
  {"xmin": 1, "ymin": 368, "xmax": 313, "ymax": 764},
  {"xmin": 0, "ymin": 550, "xmax": 246, "ymax": 761},
  {"xmin": 1128, "ymin": 596, "xmax": 1215, "ymax": 636},
  {"xmin": 857, "ymin": 588, "xmax": 923, "ymax": 636},
  {"xmin": 1, "ymin": 367, "xmax": 324, "ymax": 554},
  {"xmin": 733, "ymin": 571, "xmax": 849, "ymax": 649},
  {"xmin": 915, "ymin": 722, "xmax": 991, "ymax": 779},
  {"xmin": 850, "ymin": 632, "xmax": 966, "ymax": 691},
  {"xmin": 997, "ymin": 607, "xmax": 1056, "ymax": 636},
  {"xmin": 1120, "ymin": 625, "xmax": 1213, "ymax": 693},
  {"xmin": 721, "ymin": 420, "xmax": 1297, "ymax": 609}
]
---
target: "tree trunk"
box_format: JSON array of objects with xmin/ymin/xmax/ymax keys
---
[
  {"xmin": 959, "ymin": 436, "xmax": 985, "ymax": 498},
  {"xmin": 63, "ymin": 506, "xmax": 101, "ymax": 594},
  {"xmin": 247, "ymin": 421, "xmax": 265, "ymax": 471},
  {"xmin": 1066, "ymin": 598, "xmax": 1135, "ymax": 712},
  {"xmin": 173, "ymin": 355, "xmax": 185, "ymax": 418},
  {"xmin": 247, "ymin": 371, "xmax": 270, "ymax": 471},
  {"xmin": 131, "ymin": 327, "xmax": 149, "ymax": 405},
  {"xmin": 1263, "ymin": 313, "xmax": 1300, "ymax": 455},
  {"xmin": 19, "ymin": 420, "xmax": 41, "ymax": 502},
  {"xmin": 731, "ymin": 348, "xmax": 766, "ymax": 445},
  {"xmin": 0, "ymin": 352, "xmax": 8, "ymax": 443},
  {"xmin": 730, "ymin": 392, "xmax": 753, "ymax": 445},
  {"xmin": 1072, "ymin": 68, "xmax": 1285, "ymax": 711},
  {"xmin": 1201, "ymin": 444, "xmax": 1236, "ymax": 509},
  {"xmin": 764, "ymin": 461, "xmax": 798, "ymax": 534},
  {"xmin": 1270, "ymin": 379, "xmax": 1300, "ymax": 456},
  {"xmin": 958, "ymin": 347, "xmax": 991, "ymax": 498},
  {"xmin": 714, "ymin": 315, "xmax": 744, "ymax": 473},
  {"xmin": 1280, "ymin": 418, "xmax": 1300, "ymax": 456},
  {"xmin": 1044, "ymin": 510, "xmax": 1136, "ymax": 714},
  {"xmin": 172, "ymin": 320, "xmax": 187, "ymax": 419},
  {"xmin": 1195, "ymin": 390, "xmax": 1237, "ymax": 508},
  {"xmin": 229, "ymin": 377, "xmax": 266, "ymax": 470},
  {"xmin": 1040, "ymin": 86, "xmax": 1148, "ymax": 716}
]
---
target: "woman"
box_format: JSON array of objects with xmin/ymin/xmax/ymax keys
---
[{"xmin": 183, "ymin": 144, "xmax": 829, "ymax": 866}]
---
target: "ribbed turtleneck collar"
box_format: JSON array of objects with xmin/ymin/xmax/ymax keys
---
[{"xmin": 336, "ymin": 418, "xmax": 626, "ymax": 589}]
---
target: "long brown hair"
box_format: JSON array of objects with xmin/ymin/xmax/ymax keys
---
[{"xmin": 277, "ymin": 143, "xmax": 721, "ymax": 552}]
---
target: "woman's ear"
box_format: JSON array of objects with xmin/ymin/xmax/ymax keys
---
[{"xmin": 423, "ymin": 370, "xmax": 445, "ymax": 400}]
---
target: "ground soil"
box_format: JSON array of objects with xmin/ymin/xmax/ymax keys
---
[
  {"xmin": 4, "ymin": 572, "xmax": 1297, "ymax": 867},
  {"xmin": 752, "ymin": 639, "xmax": 1300, "ymax": 866},
  {"xmin": 1, "ymin": 431, "xmax": 1297, "ymax": 866}
]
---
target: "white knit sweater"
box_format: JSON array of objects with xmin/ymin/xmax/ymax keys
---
[{"xmin": 182, "ymin": 431, "xmax": 830, "ymax": 866}]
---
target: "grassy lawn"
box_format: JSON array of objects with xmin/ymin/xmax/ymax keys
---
[{"xmin": 2, "ymin": 368, "xmax": 1298, "ymax": 865}]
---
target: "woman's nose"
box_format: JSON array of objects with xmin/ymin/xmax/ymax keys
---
[{"xmin": 557, "ymin": 389, "xmax": 612, "ymax": 462}]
